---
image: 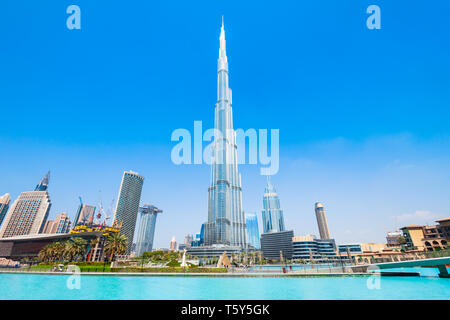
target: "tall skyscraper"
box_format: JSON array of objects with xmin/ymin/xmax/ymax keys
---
[
  {"xmin": 73, "ymin": 203, "xmax": 96, "ymax": 226},
  {"xmin": 245, "ymin": 212, "xmax": 260, "ymax": 249},
  {"xmin": 134, "ymin": 205, "xmax": 162, "ymax": 256},
  {"xmin": 261, "ymin": 178, "xmax": 285, "ymax": 233},
  {"xmin": 0, "ymin": 193, "xmax": 11, "ymax": 228},
  {"xmin": 113, "ymin": 171, "xmax": 144, "ymax": 254},
  {"xmin": 205, "ymin": 19, "xmax": 246, "ymax": 248},
  {"xmin": 315, "ymin": 202, "xmax": 331, "ymax": 239},
  {"xmin": 0, "ymin": 172, "xmax": 51, "ymax": 238},
  {"xmin": 43, "ymin": 212, "xmax": 72, "ymax": 234}
]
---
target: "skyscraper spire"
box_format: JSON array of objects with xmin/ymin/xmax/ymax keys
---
[
  {"xmin": 35, "ymin": 171, "xmax": 50, "ymax": 191},
  {"xmin": 218, "ymin": 16, "xmax": 228, "ymax": 71},
  {"xmin": 205, "ymin": 19, "xmax": 246, "ymax": 248}
]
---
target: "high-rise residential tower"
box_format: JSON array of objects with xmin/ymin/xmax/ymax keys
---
[
  {"xmin": 261, "ymin": 178, "xmax": 285, "ymax": 233},
  {"xmin": 134, "ymin": 205, "xmax": 162, "ymax": 256},
  {"xmin": 0, "ymin": 193, "xmax": 11, "ymax": 227},
  {"xmin": 43, "ymin": 212, "xmax": 72, "ymax": 234},
  {"xmin": 315, "ymin": 202, "xmax": 331, "ymax": 239},
  {"xmin": 245, "ymin": 212, "xmax": 260, "ymax": 249},
  {"xmin": 205, "ymin": 19, "xmax": 246, "ymax": 248},
  {"xmin": 0, "ymin": 172, "xmax": 51, "ymax": 238},
  {"xmin": 113, "ymin": 171, "xmax": 144, "ymax": 254}
]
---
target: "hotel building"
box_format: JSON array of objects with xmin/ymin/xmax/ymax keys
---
[
  {"xmin": 134, "ymin": 205, "xmax": 162, "ymax": 256},
  {"xmin": 261, "ymin": 178, "xmax": 285, "ymax": 234},
  {"xmin": 0, "ymin": 172, "xmax": 51, "ymax": 239}
]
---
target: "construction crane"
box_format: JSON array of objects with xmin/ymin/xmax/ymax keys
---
[{"xmin": 103, "ymin": 198, "xmax": 114, "ymax": 226}]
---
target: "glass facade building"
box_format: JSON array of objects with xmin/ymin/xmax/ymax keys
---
[
  {"xmin": 260, "ymin": 230, "xmax": 294, "ymax": 261},
  {"xmin": 245, "ymin": 212, "xmax": 260, "ymax": 249},
  {"xmin": 134, "ymin": 205, "xmax": 162, "ymax": 256},
  {"xmin": 113, "ymin": 171, "xmax": 144, "ymax": 254},
  {"xmin": 292, "ymin": 235, "xmax": 337, "ymax": 261},
  {"xmin": 261, "ymin": 178, "xmax": 285, "ymax": 233},
  {"xmin": 205, "ymin": 20, "xmax": 246, "ymax": 248}
]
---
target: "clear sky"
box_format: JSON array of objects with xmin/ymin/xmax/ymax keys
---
[{"xmin": 1, "ymin": 1, "xmax": 450, "ymax": 248}]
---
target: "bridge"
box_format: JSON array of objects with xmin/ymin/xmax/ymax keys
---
[{"xmin": 352, "ymin": 257, "xmax": 450, "ymax": 278}]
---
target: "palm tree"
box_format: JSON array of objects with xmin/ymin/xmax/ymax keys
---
[
  {"xmin": 62, "ymin": 238, "xmax": 88, "ymax": 262},
  {"xmin": 105, "ymin": 233, "xmax": 128, "ymax": 261}
]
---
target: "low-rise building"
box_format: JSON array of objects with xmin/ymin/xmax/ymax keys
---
[
  {"xmin": 292, "ymin": 235, "xmax": 337, "ymax": 261},
  {"xmin": 260, "ymin": 230, "xmax": 294, "ymax": 261}
]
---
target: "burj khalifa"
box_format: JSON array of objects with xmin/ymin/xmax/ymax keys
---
[{"xmin": 204, "ymin": 19, "xmax": 247, "ymax": 249}]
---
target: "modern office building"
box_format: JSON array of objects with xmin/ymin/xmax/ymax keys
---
[
  {"xmin": 0, "ymin": 193, "xmax": 10, "ymax": 227},
  {"xmin": 260, "ymin": 230, "xmax": 294, "ymax": 261},
  {"xmin": 261, "ymin": 178, "xmax": 285, "ymax": 233},
  {"xmin": 43, "ymin": 212, "xmax": 72, "ymax": 234},
  {"xmin": 292, "ymin": 235, "xmax": 337, "ymax": 261},
  {"xmin": 204, "ymin": 20, "xmax": 246, "ymax": 249},
  {"xmin": 315, "ymin": 202, "xmax": 331, "ymax": 239},
  {"xmin": 134, "ymin": 205, "xmax": 162, "ymax": 256},
  {"xmin": 245, "ymin": 212, "xmax": 260, "ymax": 249},
  {"xmin": 169, "ymin": 236, "xmax": 177, "ymax": 251},
  {"xmin": 73, "ymin": 203, "xmax": 96, "ymax": 227},
  {"xmin": 338, "ymin": 244, "xmax": 363, "ymax": 255},
  {"xmin": 0, "ymin": 172, "xmax": 51, "ymax": 239},
  {"xmin": 113, "ymin": 171, "xmax": 144, "ymax": 254}
]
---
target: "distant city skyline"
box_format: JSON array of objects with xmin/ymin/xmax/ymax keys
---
[{"xmin": 1, "ymin": 2, "xmax": 450, "ymax": 248}]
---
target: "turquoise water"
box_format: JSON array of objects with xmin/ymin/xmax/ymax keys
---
[{"xmin": 1, "ymin": 269, "xmax": 449, "ymax": 300}]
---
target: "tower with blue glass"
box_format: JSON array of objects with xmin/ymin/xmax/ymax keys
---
[
  {"xmin": 261, "ymin": 177, "xmax": 285, "ymax": 233},
  {"xmin": 245, "ymin": 212, "xmax": 260, "ymax": 249},
  {"xmin": 205, "ymin": 19, "xmax": 246, "ymax": 248}
]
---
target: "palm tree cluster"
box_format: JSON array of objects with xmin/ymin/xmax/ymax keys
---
[
  {"xmin": 104, "ymin": 232, "xmax": 128, "ymax": 261},
  {"xmin": 38, "ymin": 237, "xmax": 88, "ymax": 262}
]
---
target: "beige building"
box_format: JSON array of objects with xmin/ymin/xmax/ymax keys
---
[
  {"xmin": 360, "ymin": 242, "xmax": 386, "ymax": 253},
  {"xmin": 43, "ymin": 212, "xmax": 71, "ymax": 234},
  {"xmin": 0, "ymin": 191, "xmax": 51, "ymax": 238},
  {"xmin": 0, "ymin": 173, "xmax": 51, "ymax": 239},
  {"xmin": 0, "ymin": 193, "xmax": 11, "ymax": 227},
  {"xmin": 401, "ymin": 219, "xmax": 449, "ymax": 252},
  {"xmin": 314, "ymin": 202, "xmax": 331, "ymax": 239}
]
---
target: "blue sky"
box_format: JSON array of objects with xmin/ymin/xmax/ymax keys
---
[{"xmin": 1, "ymin": 1, "xmax": 450, "ymax": 248}]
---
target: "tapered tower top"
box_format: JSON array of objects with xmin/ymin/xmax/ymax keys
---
[
  {"xmin": 218, "ymin": 17, "xmax": 228, "ymax": 71},
  {"xmin": 35, "ymin": 171, "xmax": 50, "ymax": 191}
]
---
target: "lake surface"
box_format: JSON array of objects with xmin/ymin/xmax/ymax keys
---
[{"xmin": 1, "ymin": 268, "xmax": 449, "ymax": 300}]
